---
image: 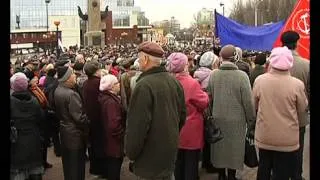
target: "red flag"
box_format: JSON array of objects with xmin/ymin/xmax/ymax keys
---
[{"xmin": 274, "ymin": 0, "xmax": 310, "ymax": 60}]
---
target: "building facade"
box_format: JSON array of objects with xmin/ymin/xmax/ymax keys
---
[
  {"xmin": 104, "ymin": 0, "xmax": 149, "ymax": 27},
  {"xmin": 10, "ymin": 0, "xmax": 87, "ymax": 30}
]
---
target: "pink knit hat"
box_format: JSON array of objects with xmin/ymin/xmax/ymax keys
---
[
  {"xmin": 99, "ymin": 74, "xmax": 118, "ymax": 91},
  {"xmin": 10, "ymin": 72, "xmax": 28, "ymax": 92},
  {"xmin": 166, "ymin": 52, "xmax": 188, "ymax": 73},
  {"xmin": 39, "ymin": 76, "xmax": 46, "ymax": 86},
  {"xmin": 269, "ymin": 46, "xmax": 294, "ymax": 70}
]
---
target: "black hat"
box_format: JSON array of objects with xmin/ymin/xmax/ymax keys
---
[
  {"xmin": 83, "ymin": 61, "xmax": 100, "ymax": 77},
  {"xmin": 281, "ymin": 31, "xmax": 300, "ymax": 44}
]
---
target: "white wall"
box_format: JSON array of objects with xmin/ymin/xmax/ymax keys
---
[{"xmin": 48, "ymin": 15, "xmax": 81, "ymax": 48}]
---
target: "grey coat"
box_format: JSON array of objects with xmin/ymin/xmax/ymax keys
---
[
  {"xmin": 289, "ymin": 50, "xmax": 310, "ymax": 127},
  {"xmin": 207, "ymin": 62, "xmax": 256, "ymax": 170}
]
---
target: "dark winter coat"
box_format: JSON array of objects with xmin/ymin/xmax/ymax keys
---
[
  {"xmin": 10, "ymin": 91, "xmax": 44, "ymax": 170},
  {"xmin": 125, "ymin": 66, "xmax": 186, "ymax": 179},
  {"xmin": 98, "ymin": 91, "xmax": 126, "ymax": 158},
  {"xmin": 82, "ymin": 76, "xmax": 106, "ymax": 157},
  {"xmin": 250, "ymin": 65, "xmax": 265, "ymax": 87},
  {"xmin": 54, "ymin": 84, "xmax": 89, "ymax": 150}
]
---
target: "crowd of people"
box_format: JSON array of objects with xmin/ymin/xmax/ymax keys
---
[{"xmin": 10, "ymin": 30, "xmax": 309, "ymax": 180}]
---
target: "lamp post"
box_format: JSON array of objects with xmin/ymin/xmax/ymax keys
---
[
  {"xmin": 54, "ymin": 21, "xmax": 60, "ymax": 59},
  {"xmin": 36, "ymin": 40, "xmax": 39, "ymax": 53},
  {"xmin": 255, "ymin": 0, "xmax": 263, "ymax": 26},
  {"xmin": 45, "ymin": 0, "xmax": 51, "ymax": 55},
  {"xmin": 220, "ymin": 2, "xmax": 225, "ymax": 16}
]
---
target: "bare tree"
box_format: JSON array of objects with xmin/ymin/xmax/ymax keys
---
[{"xmin": 229, "ymin": 0, "xmax": 297, "ymax": 25}]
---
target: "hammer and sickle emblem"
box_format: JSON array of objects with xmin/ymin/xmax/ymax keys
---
[{"xmin": 297, "ymin": 12, "xmax": 310, "ymax": 35}]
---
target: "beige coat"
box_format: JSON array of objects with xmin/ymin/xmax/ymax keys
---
[
  {"xmin": 289, "ymin": 50, "xmax": 310, "ymax": 127},
  {"xmin": 253, "ymin": 68, "xmax": 308, "ymax": 152}
]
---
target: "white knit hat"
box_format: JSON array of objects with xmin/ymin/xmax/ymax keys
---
[{"xmin": 99, "ymin": 74, "xmax": 118, "ymax": 91}]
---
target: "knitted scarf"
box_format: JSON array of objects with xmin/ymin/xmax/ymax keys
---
[{"xmin": 29, "ymin": 85, "xmax": 48, "ymax": 109}]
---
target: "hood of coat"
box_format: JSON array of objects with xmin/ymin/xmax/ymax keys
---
[{"xmin": 193, "ymin": 67, "xmax": 212, "ymax": 83}]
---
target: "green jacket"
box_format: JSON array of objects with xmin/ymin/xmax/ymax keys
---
[{"xmin": 125, "ymin": 66, "xmax": 186, "ymax": 179}]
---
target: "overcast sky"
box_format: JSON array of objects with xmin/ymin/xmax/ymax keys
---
[{"xmin": 135, "ymin": 0, "xmax": 238, "ymax": 28}]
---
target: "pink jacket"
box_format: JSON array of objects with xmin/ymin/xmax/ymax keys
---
[{"xmin": 175, "ymin": 73, "xmax": 209, "ymax": 150}]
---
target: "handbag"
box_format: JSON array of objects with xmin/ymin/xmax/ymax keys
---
[
  {"xmin": 204, "ymin": 100, "xmax": 223, "ymax": 144},
  {"xmin": 244, "ymin": 135, "xmax": 259, "ymax": 168}
]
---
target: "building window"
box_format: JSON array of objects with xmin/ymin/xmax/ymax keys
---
[
  {"xmin": 10, "ymin": 34, "xmax": 12, "ymax": 40},
  {"xmin": 23, "ymin": 33, "xmax": 26, "ymax": 38}
]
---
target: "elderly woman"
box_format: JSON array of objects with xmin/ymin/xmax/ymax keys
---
[
  {"xmin": 207, "ymin": 45, "xmax": 256, "ymax": 180},
  {"xmin": 11, "ymin": 73, "xmax": 45, "ymax": 180},
  {"xmin": 193, "ymin": 51, "xmax": 220, "ymax": 173},
  {"xmin": 98, "ymin": 74, "xmax": 126, "ymax": 180},
  {"xmin": 166, "ymin": 52, "xmax": 209, "ymax": 180}
]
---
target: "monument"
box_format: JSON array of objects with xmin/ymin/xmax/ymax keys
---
[{"xmin": 77, "ymin": 1, "xmax": 108, "ymax": 48}]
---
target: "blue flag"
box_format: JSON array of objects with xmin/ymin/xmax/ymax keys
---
[{"xmin": 215, "ymin": 12, "xmax": 285, "ymax": 51}]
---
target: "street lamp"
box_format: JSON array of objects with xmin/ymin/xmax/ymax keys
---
[
  {"xmin": 45, "ymin": 0, "xmax": 51, "ymax": 55},
  {"xmin": 36, "ymin": 40, "xmax": 39, "ymax": 52},
  {"xmin": 220, "ymin": 2, "xmax": 225, "ymax": 16},
  {"xmin": 54, "ymin": 21, "xmax": 60, "ymax": 59},
  {"xmin": 255, "ymin": 0, "xmax": 263, "ymax": 26}
]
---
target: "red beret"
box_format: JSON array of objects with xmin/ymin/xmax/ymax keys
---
[{"xmin": 138, "ymin": 41, "xmax": 164, "ymax": 58}]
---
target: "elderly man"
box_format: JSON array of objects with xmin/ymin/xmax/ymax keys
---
[
  {"xmin": 126, "ymin": 42, "xmax": 186, "ymax": 180},
  {"xmin": 75, "ymin": 54, "xmax": 85, "ymax": 64},
  {"xmin": 281, "ymin": 31, "xmax": 310, "ymax": 180}
]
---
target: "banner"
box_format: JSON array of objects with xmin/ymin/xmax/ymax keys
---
[
  {"xmin": 215, "ymin": 11, "xmax": 285, "ymax": 51},
  {"xmin": 273, "ymin": 0, "xmax": 310, "ymax": 60}
]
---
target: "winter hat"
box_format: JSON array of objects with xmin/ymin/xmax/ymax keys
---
[
  {"xmin": 269, "ymin": 46, "xmax": 294, "ymax": 70},
  {"xmin": 45, "ymin": 63, "xmax": 54, "ymax": 72},
  {"xmin": 166, "ymin": 52, "xmax": 188, "ymax": 73},
  {"xmin": 57, "ymin": 66, "xmax": 73, "ymax": 82},
  {"xmin": 39, "ymin": 76, "xmax": 46, "ymax": 86},
  {"xmin": 84, "ymin": 61, "xmax": 100, "ymax": 77},
  {"xmin": 138, "ymin": 41, "xmax": 165, "ymax": 58},
  {"xmin": 10, "ymin": 72, "xmax": 28, "ymax": 92},
  {"xmin": 220, "ymin": 44, "xmax": 237, "ymax": 61},
  {"xmin": 199, "ymin": 52, "xmax": 218, "ymax": 67},
  {"xmin": 99, "ymin": 74, "xmax": 118, "ymax": 91}
]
